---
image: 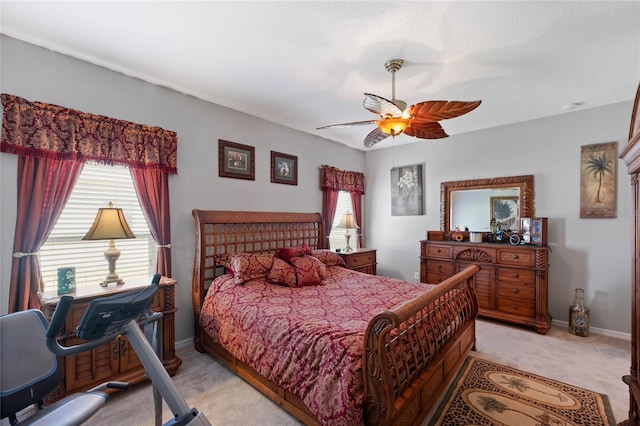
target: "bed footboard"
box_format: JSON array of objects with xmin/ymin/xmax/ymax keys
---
[{"xmin": 363, "ymin": 264, "xmax": 479, "ymax": 425}]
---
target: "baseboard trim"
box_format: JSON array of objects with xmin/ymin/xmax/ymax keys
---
[
  {"xmin": 176, "ymin": 337, "xmax": 194, "ymax": 350},
  {"xmin": 551, "ymin": 319, "xmax": 631, "ymax": 341}
]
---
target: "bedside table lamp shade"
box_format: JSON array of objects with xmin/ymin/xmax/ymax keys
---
[
  {"xmin": 337, "ymin": 212, "xmax": 359, "ymax": 252},
  {"xmin": 83, "ymin": 202, "xmax": 135, "ymax": 286}
]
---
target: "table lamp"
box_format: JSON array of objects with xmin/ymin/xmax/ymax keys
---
[
  {"xmin": 83, "ymin": 202, "xmax": 135, "ymax": 286},
  {"xmin": 337, "ymin": 212, "xmax": 358, "ymax": 252}
]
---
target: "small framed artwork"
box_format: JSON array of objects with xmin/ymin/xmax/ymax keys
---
[
  {"xmin": 580, "ymin": 141, "xmax": 617, "ymax": 218},
  {"xmin": 490, "ymin": 196, "xmax": 519, "ymax": 230},
  {"xmin": 271, "ymin": 151, "xmax": 298, "ymax": 185},
  {"xmin": 521, "ymin": 217, "xmax": 548, "ymax": 245},
  {"xmin": 218, "ymin": 139, "xmax": 255, "ymax": 180}
]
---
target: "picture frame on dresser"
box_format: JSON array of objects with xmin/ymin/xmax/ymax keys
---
[{"xmin": 521, "ymin": 217, "xmax": 547, "ymax": 246}]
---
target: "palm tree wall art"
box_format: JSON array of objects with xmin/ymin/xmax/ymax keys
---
[{"xmin": 580, "ymin": 142, "xmax": 617, "ymax": 218}]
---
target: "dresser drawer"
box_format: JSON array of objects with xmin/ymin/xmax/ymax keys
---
[
  {"xmin": 497, "ymin": 297, "xmax": 536, "ymax": 317},
  {"xmin": 426, "ymin": 260, "xmax": 454, "ymax": 275},
  {"xmin": 345, "ymin": 251, "xmax": 375, "ymax": 267},
  {"xmin": 497, "ymin": 281, "xmax": 535, "ymax": 301},
  {"xmin": 425, "ymin": 244, "xmax": 453, "ymax": 259},
  {"xmin": 498, "ymin": 249, "xmax": 535, "ymax": 267},
  {"xmin": 497, "ymin": 267, "xmax": 535, "ymax": 283},
  {"xmin": 426, "ymin": 273, "xmax": 451, "ymax": 284}
]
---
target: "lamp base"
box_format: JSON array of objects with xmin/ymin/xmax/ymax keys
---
[
  {"xmin": 344, "ymin": 233, "xmax": 353, "ymax": 252},
  {"xmin": 100, "ymin": 277, "xmax": 125, "ymax": 287}
]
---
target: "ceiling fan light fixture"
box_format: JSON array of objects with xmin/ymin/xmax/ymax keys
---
[{"xmin": 378, "ymin": 117, "xmax": 410, "ymax": 136}]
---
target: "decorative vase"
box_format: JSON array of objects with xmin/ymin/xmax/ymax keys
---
[{"xmin": 568, "ymin": 288, "xmax": 590, "ymax": 337}]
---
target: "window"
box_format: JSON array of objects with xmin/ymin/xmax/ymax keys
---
[
  {"xmin": 39, "ymin": 163, "xmax": 154, "ymax": 293},
  {"xmin": 328, "ymin": 191, "xmax": 354, "ymax": 250}
]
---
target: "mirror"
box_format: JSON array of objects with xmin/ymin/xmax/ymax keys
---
[{"xmin": 440, "ymin": 175, "xmax": 535, "ymax": 232}]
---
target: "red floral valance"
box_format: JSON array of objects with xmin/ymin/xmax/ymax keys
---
[
  {"xmin": 1, "ymin": 94, "xmax": 178, "ymax": 174},
  {"xmin": 320, "ymin": 165, "xmax": 365, "ymax": 194}
]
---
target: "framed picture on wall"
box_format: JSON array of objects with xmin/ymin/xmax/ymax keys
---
[
  {"xmin": 580, "ymin": 141, "xmax": 617, "ymax": 218},
  {"xmin": 270, "ymin": 151, "xmax": 298, "ymax": 185},
  {"xmin": 218, "ymin": 139, "xmax": 255, "ymax": 180},
  {"xmin": 390, "ymin": 164, "xmax": 424, "ymax": 216}
]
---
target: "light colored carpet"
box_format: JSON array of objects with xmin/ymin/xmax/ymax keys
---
[{"xmin": 10, "ymin": 319, "xmax": 629, "ymax": 425}]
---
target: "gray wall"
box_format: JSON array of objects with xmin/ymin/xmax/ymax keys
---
[
  {"xmin": 0, "ymin": 36, "xmax": 365, "ymax": 341},
  {"xmin": 365, "ymin": 102, "xmax": 633, "ymax": 335},
  {"xmin": 0, "ymin": 35, "xmax": 634, "ymax": 338}
]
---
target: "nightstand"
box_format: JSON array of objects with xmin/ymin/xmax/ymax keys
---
[
  {"xmin": 38, "ymin": 275, "xmax": 181, "ymax": 402},
  {"xmin": 338, "ymin": 248, "xmax": 377, "ymax": 275}
]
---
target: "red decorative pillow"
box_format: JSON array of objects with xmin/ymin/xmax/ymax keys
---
[
  {"xmin": 290, "ymin": 255, "xmax": 327, "ymax": 286},
  {"xmin": 268, "ymin": 257, "xmax": 297, "ymax": 287},
  {"xmin": 216, "ymin": 253, "xmax": 274, "ymax": 285},
  {"xmin": 275, "ymin": 244, "xmax": 312, "ymax": 263},
  {"xmin": 311, "ymin": 249, "xmax": 347, "ymax": 267}
]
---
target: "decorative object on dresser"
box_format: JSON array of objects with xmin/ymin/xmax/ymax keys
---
[
  {"xmin": 192, "ymin": 209, "xmax": 479, "ymax": 425},
  {"xmin": 420, "ymin": 240, "xmax": 551, "ymax": 334},
  {"xmin": 38, "ymin": 275, "xmax": 181, "ymax": 402},
  {"xmin": 618, "ymin": 80, "xmax": 640, "ymax": 426},
  {"xmin": 82, "ymin": 202, "xmax": 136, "ymax": 287},
  {"xmin": 336, "ymin": 212, "xmax": 358, "ymax": 252},
  {"xmin": 337, "ymin": 248, "xmax": 377, "ymax": 275}
]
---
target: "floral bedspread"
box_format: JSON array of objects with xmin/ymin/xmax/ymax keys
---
[{"xmin": 199, "ymin": 266, "xmax": 437, "ymax": 425}]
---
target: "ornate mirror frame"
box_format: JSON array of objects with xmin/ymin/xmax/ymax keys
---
[{"xmin": 440, "ymin": 175, "xmax": 535, "ymax": 232}]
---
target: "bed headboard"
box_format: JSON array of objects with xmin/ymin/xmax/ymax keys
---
[{"xmin": 191, "ymin": 210, "xmax": 326, "ymax": 313}]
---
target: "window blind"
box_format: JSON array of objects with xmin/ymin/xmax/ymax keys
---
[
  {"xmin": 39, "ymin": 163, "xmax": 154, "ymax": 293},
  {"xmin": 328, "ymin": 191, "xmax": 354, "ymax": 250}
]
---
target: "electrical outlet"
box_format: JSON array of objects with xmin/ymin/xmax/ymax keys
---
[{"xmin": 414, "ymin": 272, "xmax": 420, "ymax": 281}]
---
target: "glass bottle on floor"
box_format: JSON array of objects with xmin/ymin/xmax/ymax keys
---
[{"xmin": 569, "ymin": 288, "xmax": 590, "ymax": 337}]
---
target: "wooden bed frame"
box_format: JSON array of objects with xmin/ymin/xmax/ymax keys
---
[{"xmin": 191, "ymin": 209, "xmax": 479, "ymax": 425}]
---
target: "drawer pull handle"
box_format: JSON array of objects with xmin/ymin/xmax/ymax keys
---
[
  {"xmin": 512, "ymin": 254, "xmax": 519, "ymax": 259},
  {"xmin": 512, "ymin": 288, "xmax": 519, "ymax": 294},
  {"xmin": 436, "ymin": 249, "xmax": 441, "ymax": 253},
  {"xmin": 437, "ymin": 265, "xmax": 442, "ymax": 270},
  {"xmin": 512, "ymin": 304, "xmax": 518, "ymax": 309},
  {"xmin": 511, "ymin": 272, "xmax": 519, "ymax": 278}
]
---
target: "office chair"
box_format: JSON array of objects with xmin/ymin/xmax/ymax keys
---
[{"xmin": 0, "ymin": 309, "xmax": 115, "ymax": 425}]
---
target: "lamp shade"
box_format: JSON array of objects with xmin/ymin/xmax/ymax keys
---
[
  {"xmin": 337, "ymin": 212, "xmax": 358, "ymax": 230},
  {"xmin": 83, "ymin": 202, "xmax": 135, "ymax": 241}
]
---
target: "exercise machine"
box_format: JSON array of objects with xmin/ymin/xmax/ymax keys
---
[{"xmin": 46, "ymin": 274, "xmax": 211, "ymax": 425}]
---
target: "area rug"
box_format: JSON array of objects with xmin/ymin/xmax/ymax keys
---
[{"xmin": 430, "ymin": 356, "xmax": 615, "ymax": 425}]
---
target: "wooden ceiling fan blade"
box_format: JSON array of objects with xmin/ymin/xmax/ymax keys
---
[
  {"xmin": 405, "ymin": 121, "xmax": 449, "ymax": 139},
  {"xmin": 316, "ymin": 119, "xmax": 377, "ymax": 130},
  {"xmin": 407, "ymin": 100, "xmax": 482, "ymax": 122},
  {"xmin": 364, "ymin": 93, "xmax": 404, "ymax": 117},
  {"xmin": 363, "ymin": 127, "xmax": 389, "ymax": 148}
]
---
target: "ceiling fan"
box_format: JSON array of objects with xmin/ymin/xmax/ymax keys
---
[{"xmin": 317, "ymin": 59, "xmax": 481, "ymax": 148}]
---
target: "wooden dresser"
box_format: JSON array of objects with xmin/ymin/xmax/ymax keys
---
[
  {"xmin": 38, "ymin": 275, "xmax": 182, "ymax": 402},
  {"xmin": 420, "ymin": 240, "xmax": 551, "ymax": 334},
  {"xmin": 619, "ymin": 81, "xmax": 640, "ymax": 425},
  {"xmin": 338, "ymin": 248, "xmax": 377, "ymax": 275}
]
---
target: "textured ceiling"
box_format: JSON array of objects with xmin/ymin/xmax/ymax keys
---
[{"xmin": 1, "ymin": 1, "xmax": 639, "ymax": 150}]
